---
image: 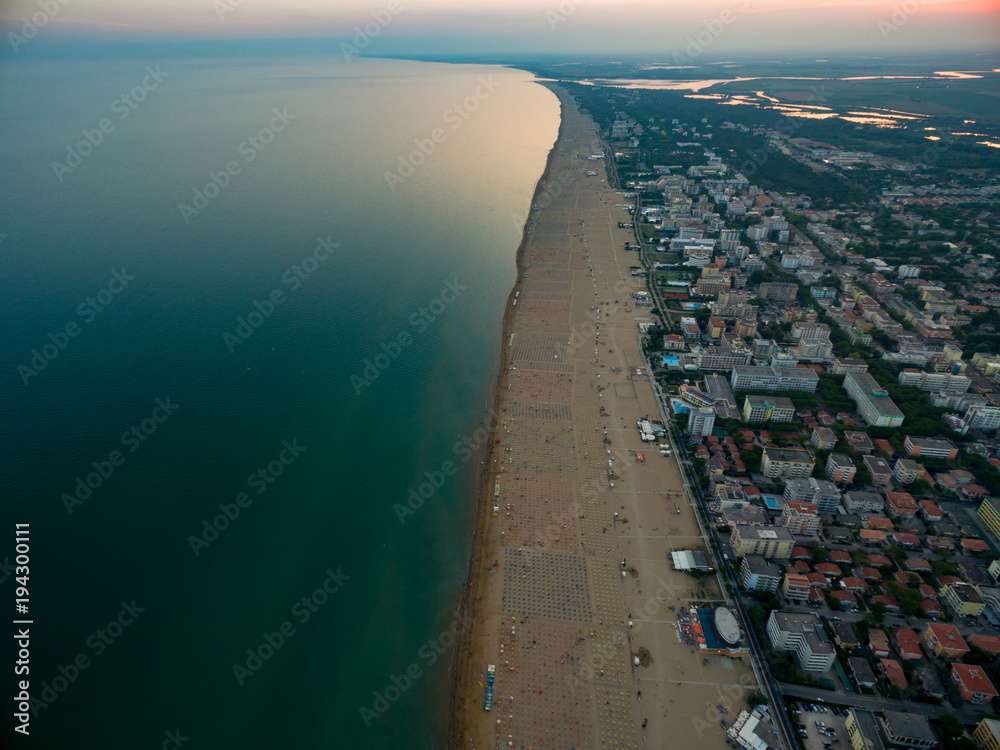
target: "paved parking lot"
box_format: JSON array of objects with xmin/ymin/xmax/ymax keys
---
[{"xmin": 790, "ymin": 701, "xmax": 848, "ymax": 750}]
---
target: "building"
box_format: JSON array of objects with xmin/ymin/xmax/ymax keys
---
[
  {"xmin": 832, "ymin": 357, "xmax": 870, "ymax": 375},
  {"xmin": 758, "ymin": 281, "xmax": 798, "ymax": 302},
  {"xmin": 869, "ymin": 629, "xmax": 891, "ymax": 657},
  {"xmin": 846, "ymin": 709, "xmax": 887, "ymax": 750},
  {"xmin": 811, "ymin": 426, "xmax": 837, "ymax": 450},
  {"xmin": 952, "ymin": 663, "xmax": 999, "ymax": 704},
  {"xmin": 687, "ymin": 407, "xmax": 716, "ymax": 437},
  {"xmin": 740, "ymin": 555, "xmax": 782, "ymax": 593},
  {"xmin": 845, "ymin": 431, "xmax": 875, "ymax": 454},
  {"xmin": 782, "ymin": 573, "xmax": 811, "ymax": 601},
  {"xmin": 765, "ymin": 611, "xmax": 836, "ymax": 673},
  {"xmin": 878, "ymin": 710, "xmax": 938, "ymax": 749},
  {"xmin": 880, "ymin": 658, "xmax": 908, "ymax": 690},
  {"xmin": 973, "ymin": 718, "xmax": 1000, "ymax": 750},
  {"xmin": 886, "ymin": 492, "xmax": 919, "ymax": 518},
  {"xmin": 942, "ymin": 582, "xmax": 986, "ymax": 617},
  {"xmin": 784, "ymin": 477, "xmax": 842, "ymax": 512},
  {"xmin": 897, "ymin": 369, "xmax": 972, "ymax": 394},
  {"xmin": 864, "ymin": 455, "xmax": 894, "ymax": 487},
  {"xmin": 893, "ymin": 459, "xmax": 924, "ymax": 486},
  {"xmin": 726, "ymin": 707, "xmax": 781, "ymax": 750},
  {"xmin": 895, "ymin": 629, "xmax": 923, "ymax": 661},
  {"xmin": 761, "ymin": 446, "xmax": 815, "ymax": 479},
  {"xmin": 671, "ymin": 550, "xmax": 715, "ymax": 572},
  {"xmin": 923, "ymin": 622, "xmax": 970, "ymax": 659},
  {"xmin": 904, "ymin": 435, "xmax": 958, "ymax": 459},
  {"xmin": 730, "ymin": 524, "xmax": 795, "ymax": 559},
  {"xmin": 827, "ymin": 453, "xmax": 858, "ymax": 485},
  {"xmin": 782, "ymin": 501, "xmax": 820, "ymax": 536},
  {"xmin": 967, "ymin": 405, "xmax": 1000, "ymax": 431},
  {"xmin": 980, "ymin": 498, "xmax": 1000, "ymax": 541},
  {"xmin": 849, "ymin": 658, "xmax": 879, "ymax": 690},
  {"xmin": 844, "ymin": 372, "xmax": 905, "ymax": 428},
  {"xmin": 730, "ymin": 363, "xmax": 820, "ymax": 393},
  {"xmin": 845, "ymin": 491, "xmax": 885, "ymax": 514},
  {"xmin": 742, "ymin": 395, "xmax": 795, "ymax": 423}
]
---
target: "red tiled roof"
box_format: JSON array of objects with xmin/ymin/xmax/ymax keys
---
[
  {"xmin": 952, "ymin": 663, "xmax": 998, "ymax": 698},
  {"xmin": 970, "ymin": 634, "xmax": 1000, "ymax": 655}
]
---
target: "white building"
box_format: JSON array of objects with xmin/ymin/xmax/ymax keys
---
[{"xmin": 766, "ymin": 611, "xmax": 836, "ymax": 673}]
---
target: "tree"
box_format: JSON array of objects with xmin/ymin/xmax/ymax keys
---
[
  {"xmin": 865, "ymin": 601, "xmax": 887, "ymax": 624},
  {"xmin": 934, "ymin": 714, "xmax": 977, "ymax": 750},
  {"xmin": 909, "ymin": 479, "xmax": 932, "ymax": 495},
  {"xmin": 747, "ymin": 692, "xmax": 768, "ymax": 709}
]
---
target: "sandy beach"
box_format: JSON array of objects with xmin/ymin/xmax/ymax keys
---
[{"xmin": 450, "ymin": 85, "xmax": 756, "ymax": 750}]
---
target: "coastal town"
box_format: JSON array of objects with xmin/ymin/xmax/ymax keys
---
[
  {"xmin": 456, "ymin": 80, "xmax": 1000, "ymax": 750},
  {"xmin": 587, "ymin": 86, "xmax": 1000, "ymax": 750}
]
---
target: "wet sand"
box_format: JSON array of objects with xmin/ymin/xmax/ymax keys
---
[{"xmin": 449, "ymin": 86, "xmax": 755, "ymax": 750}]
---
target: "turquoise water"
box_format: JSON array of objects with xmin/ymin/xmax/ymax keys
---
[{"xmin": 0, "ymin": 56, "xmax": 559, "ymax": 748}]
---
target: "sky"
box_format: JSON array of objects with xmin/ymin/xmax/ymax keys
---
[{"xmin": 2, "ymin": 0, "xmax": 999, "ymax": 57}]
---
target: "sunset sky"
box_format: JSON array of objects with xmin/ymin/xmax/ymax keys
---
[{"xmin": 3, "ymin": 0, "xmax": 999, "ymax": 55}]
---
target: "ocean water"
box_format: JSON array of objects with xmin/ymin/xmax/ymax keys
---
[{"xmin": 0, "ymin": 56, "xmax": 559, "ymax": 748}]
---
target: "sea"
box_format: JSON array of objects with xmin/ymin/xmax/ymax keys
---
[{"xmin": 0, "ymin": 54, "xmax": 560, "ymax": 748}]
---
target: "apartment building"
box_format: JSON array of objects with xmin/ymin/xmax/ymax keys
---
[
  {"xmin": 893, "ymin": 459, "xmax": 924, "ymax": 485},
  {"xmin": 897, "ymin": 369, "xmax": 971, "ymax": 394},
  {"xmin": 766, "ymin": 611, "xmax": 836, "ymax": 673},
  {"xmin": 740, "ymin": 555, "xmax": 782, "ymax": 593},
  {"xmin": 827, "ymin": 453, "xmax": 857, "ymax": 485},
  {"xmin": 942, "ymin": 582, "xmax": 986, "ymax": 617},
  {"xmin": 730, "ymin": 524, "xmax": 795, "ymax": 559},
  {"xmin": 784, "ymin": 477, "xmax": 842, "ymax": 513},
  {"xmin": 742, "ymin": 395, "xmax": 795, "ymax": 423},
  {"xmin": 904, "ymin": 435, "xmax": 958, "ymax": 459},
  {"xmin": 730, "ymin": 363, "xmax": 819, "ymax": 393},
  {"xmin": 844, "ymin": 372, "xmax": 905, "ymax": 428},
  {"xmin": 762, "ymin": 446, "xmax": 815, "ymax": 480},
  {"xmin": 782, "ymin": 501, "xmax": 820, "ymax": 536}
]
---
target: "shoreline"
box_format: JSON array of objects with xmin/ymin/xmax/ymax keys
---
[{"xmin": 444, "ymin": 83, "xmax": 567, "ymax": 749}]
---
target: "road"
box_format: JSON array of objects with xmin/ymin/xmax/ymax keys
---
[
  {"xmin": 638, "ymin": 352, "xmax": 799, "ymax": 750},
  {"xmin": 779, "ymin": 682, "xmax": 989, "ymax": 725}
]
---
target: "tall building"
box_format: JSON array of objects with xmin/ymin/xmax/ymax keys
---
[
  {"xmin": 897, "ymin": 369, "xmax": 971, "ymax": 394},
  {"xmin": 844, "ymin": 372, "xmax": 905, "ymax": 428},
  {"xmin": 730, "ymin": 363, "xmax": 819, "ymax": 393},
  {"xmin": 980, "ymin": 498, "xmax": 1000, "ymax": 541},
  {"xmin": 740, "ymin": 555, "xmax": 782, "ymax": 593},
  {"xmin": 730, "ymin": 525, "xmax": 795, "ymax": 558},
  {"xmin": 687, "ymin": 407, "xmax": 716, "ymax": 437},
  {"xmin": 742, "ymin": 395, "xmax": 795, "ymax": 423},
  {"xmin": 782, "ymin": 501, "xmax": 820, "ymax": 536},
  {"xmin": 761, "ymin": 447, "xmax": 815, "ymax": 479},
  {"xmin": 766, "ymin": 611, "xmax": 836, "ymax": 673},
  {"xmin": 903, "ymin": 435, "xmax": 957, "ymax": 459},
  {"xmin": 826, "ymin": 453, "xmax": 857, "ymax": 485}
]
